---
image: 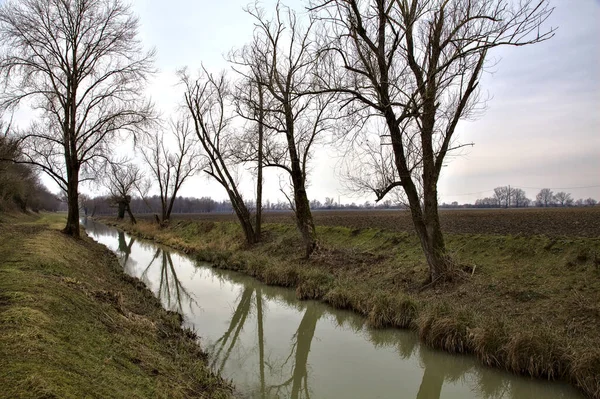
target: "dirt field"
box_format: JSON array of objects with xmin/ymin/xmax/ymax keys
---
[{"xmin": 152, "ymin": 207, "xmax": 600, "ymax": 238}]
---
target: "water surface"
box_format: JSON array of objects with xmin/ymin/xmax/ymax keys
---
[{"xmin": 83, "ymin": 219, "xmax": 582, "ymax": 399}]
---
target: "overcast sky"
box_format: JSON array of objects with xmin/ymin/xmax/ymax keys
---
[{"xmin": 41, "ymin": 0, "xmax": 600, "ymax": 204}]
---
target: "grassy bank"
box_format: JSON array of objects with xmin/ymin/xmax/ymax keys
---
[
  {"xmin": 102, "ymin": 216, "xmax": 600, "ymax": 398},
  {"xmin": 0, "ymin": 213, "xmax": 232, "ymax": 399}
]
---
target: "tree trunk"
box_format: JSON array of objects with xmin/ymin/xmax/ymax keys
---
[
  {"xmin": 254, "ymin": 82, "xmax": 264, "ymax": 243},
  {"xmin": 63, "ymin": 165, "xmax": 80, "ymax": 238},
  {"xmin": 229, "ymin": 192, "xmax": 256, "ymax": 245},
  {"xmin": 292, "ymin": 177, "xmax": 317, "ymax": 258},
  {"xmin": 384, "ymin": 105, "xmax": 449, "ymax": 282},
  {"xmin": 286, "ymin": 128, "xmax": 317, "ymax": 256},
  {"xmin": 117, "ymin": 201, "xmax": 126, "ymax": 219},
  {"xmin": 409, "ymin": 188, "xmax": 449, "ymax": 283},
  {"xmin": 415, "ymin": 220, "xmax": 449, "ymax": 282},
  {"xmin": 126, "ymin": 203, "xmax": 137, "ymax": 224}
]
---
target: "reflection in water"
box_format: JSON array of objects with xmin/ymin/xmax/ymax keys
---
[
  {"xmin": 207, "ymin": 281, "xmax": 323, "ymax": 399},
  {"xmin": 140, "ymin": 247, "xmax": 198, "ymax": 314},
  {"xmin": 83, "ymin": 220, "xmax": 581, "ymax": 399},
  {"xmin": 117, "ymin": 231, "xmax": 135, "ymax": 266},
  {"xmin": 267, "ymin": 305, "xmax": 323, "ymax": 399}
]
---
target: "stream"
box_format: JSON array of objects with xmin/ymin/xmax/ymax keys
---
[{"xmin": 82, "ymin": 219, "xmax": 583, "ymax": 399}]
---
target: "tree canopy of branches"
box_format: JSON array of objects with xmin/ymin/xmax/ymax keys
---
[
  {"xmin": 310, "ymin": 0, "xmax": 555, "ymax": 280},
  {"xmin": 554, "ymin": 191, "xmax": 573, "ymax": 207},
  {"xmin": 180, "ymin": 68, "xmax": 260, "ymax": 244},
  {"xmin": 0, "ymin": 0, "xmax": 154, "ymax": 237},
  {"xmin": 492, "ymin": 186, "xmax": 529, "ymax": 208},
  {"xmin": 536, "ymin": 188, "xmax": 554, "ymax": 207},
  {"xmin": 105, "ymin": 161, "xmax": 144, "ymax": 223},
  {"xmin": 140, "ymin": 117, "xmax": 201, "ymax": 224},
  {"xmin": 231, "ymin": 2, "xmax": 338, "ymax": 257}
]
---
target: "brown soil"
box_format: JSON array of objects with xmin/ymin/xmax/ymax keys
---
[{"xmin": 144, "ymin": 207, "xmax": 600, "ymax": 238}]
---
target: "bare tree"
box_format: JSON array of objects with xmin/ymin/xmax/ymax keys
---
[
  {"xmin": 554, "ymin": 191, "xmax": 572, "ymax": 207},
  {"xmin": 231, "ymin": 2, "xmax": 338, "ymax": 257},
  {"xmin": 311, "ymin": 0, "xmax": 554, "ymax": 280},
  {"xmin": 140, "ymin": 117, "xmax": 201, "ymax": 223},
  {"xmin": 229, "ymin": 45, "xmax": 272, "ymax": 243},
  {"xmin": 536, "ymin": 188, "xmax": 554, "ymax": 207},
  {"xmin": 584, "ymin": 198, "xmax": 597, "ymax": 207},
  {"xmin": 105, "ymin": 161, "xmax": 145, "ymax": 223},
  {"xmin": 493, "ymin": 186, "xmax": 511, "ymax": 208},
  {"xmin": 511, "ymin": 188, "xmax": 530, "ymax": 208},
  {"xmin": 180, "ymin": 68, "xmax": 259, "ymax": 244},
  {"xmin": 0, "ymin": 0, "xmax": 154, "ymax": 237}
]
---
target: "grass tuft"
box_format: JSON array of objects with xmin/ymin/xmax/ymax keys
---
[
  {"xmin": 367, "ymin": 293, "xmax": 418, "ymax": 329},
  {"xmin": 295, "ymin": 269, "xmax": 334, "ymax": 300},
  {"xmin": 416, "ymin": 305, "xmax": 474, "ymax": 354},
  {"xmin": 571, "ymin": 349, "xmax": 600, "ymax": 399},
  {"xmin": 504, "ymin": 330, "xmax": 569, "ymax": 380},
  {"xmin": 469, "ymin": 321, "xmax": 510, "ymax": 368}
]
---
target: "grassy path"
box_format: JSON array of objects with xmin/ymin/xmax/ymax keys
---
[{"xmin": 0, "ymin": 213, "xmax": 232, "ymax": 399}]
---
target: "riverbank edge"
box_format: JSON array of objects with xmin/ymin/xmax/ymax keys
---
[
  {"xmin": 0, "ymin": 213, "xmax": 233, "ymax": 399},
  {"xmin": 101, "ymin": 217, "xmax": 600, "ymax": 399}
]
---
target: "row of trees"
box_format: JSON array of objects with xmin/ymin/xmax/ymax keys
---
[
  {"xmin": 474, "ymin": 186, "xmax": 597, "ymax": 208},
  {"xmin": 533, "ymin": 188, "xmax": 597, "ymax": 207},
  {"xmin": 85, "ymin": 189, "xmax": 599, "ymax": 218},
  {"xmin": 0, "ymin": 0, "xmax": 555, "ymax": 281}
]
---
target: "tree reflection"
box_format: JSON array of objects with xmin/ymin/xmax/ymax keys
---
[
  {"xmin": 207, "ymin": 279, "xmax": 322, "ymax": 399},
  {"xmin": 256, "ymin": 287, "xmax": 266, "ymax": 399},
  {"xmin": 267, "ymin": 304, "xmax": 323, "ymax": 399},
  {"xmin": 117, "ymin": 231, "xmax": 136, "ymax": 266},
  {"xmin": 210, "ymin": 287, "xmax": 254, "ymax": 373},
  {"xmin": 140, "ymin": 247, "xmax": 197, "ymax": 313}
]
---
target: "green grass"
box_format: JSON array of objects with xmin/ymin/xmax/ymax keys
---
[
  {"xmin": 103, "ymin": 217, "xmax": 600, "ymax": 398},
  {"xmin": 0, "ymin": 214, "xmax": 232, "ymax": 399}
]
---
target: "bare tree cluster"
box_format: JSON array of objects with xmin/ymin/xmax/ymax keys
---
[
  {"xmin": 180, "ymin": 68, "xmax": 260, "ymax": 244},
  {"xmin": 226, "ymin": 2, "xmax": 339, "ymax": 255},
  {"xmin": 0, "ymin": 0, "xmax": 154, "ymax": 237},
  {"xmin": 535, "ymin": 188, "xmax": 595, "ymax": 207},
  {"xmin": 480, "ymin": 186, "xmax": 530, "ymax": 208},
  {"xmin": 475, "ymin": 187, "xmax": 597, "ymax": 208},
  {"xmin": 2, "ymin": 0, "xmax": 566, "ymax": 279},
  {"xmin": 140, "ymin": 118, "xmax": 202, "ymax": 223},
  {"xmin": 176, "ymin": 3, "xmax": 338, "ymax": 254}
]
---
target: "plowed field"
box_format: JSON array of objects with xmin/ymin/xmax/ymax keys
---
[{"xmin": 163, "ymin": 207, "xmax": 600, "ymax": 238}]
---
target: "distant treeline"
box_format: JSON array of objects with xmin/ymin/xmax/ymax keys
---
[
  {"xmin": 83, "ymin": 189, "xmax": 599, "ymax": 218},
  {"xmin": 468, "ymin": 186, "xmax": 597, "ymax": 209},
  {"xmin": 82, "ymin": 195, "xmax": 406, "ymax": 216}
]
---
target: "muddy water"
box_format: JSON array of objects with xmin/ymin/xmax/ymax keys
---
[{"xmin": 83, "ymin": 219, "xmax": 583, "ymax": 399}]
